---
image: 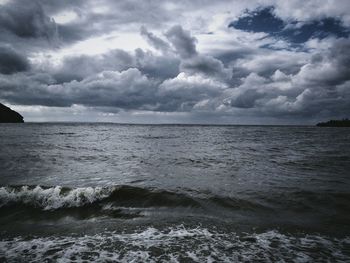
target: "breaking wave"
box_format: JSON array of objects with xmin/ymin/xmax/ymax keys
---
[
  {"xmin": 0, "ymin": 185, "xmax": 260, "ymax": 212},
  {"xmin": 1, "ymin": 185, "xmax": 349, "ymax": 215},
  {"xmin": 0, "ymin": 185, "xmax": 112, "ymax": 210}
]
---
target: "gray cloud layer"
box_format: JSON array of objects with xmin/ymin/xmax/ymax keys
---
[{"xmin": 0, "ymin": 0, "xmax": 349, "ymax": 123}]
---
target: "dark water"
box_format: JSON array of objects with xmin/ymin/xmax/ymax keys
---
[{"xmin": 0, "ymin": 123, "xmax": 349, "ymax": 262}]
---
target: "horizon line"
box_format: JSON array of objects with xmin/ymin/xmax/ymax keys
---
[{"xmin": 8, "ymin": 121, "xmax": 315, "ymax": 126}]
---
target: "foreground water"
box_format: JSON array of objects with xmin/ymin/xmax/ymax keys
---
[{"xmin": 0, "ymin": 123, "xmax": 349, "ymax": 262}]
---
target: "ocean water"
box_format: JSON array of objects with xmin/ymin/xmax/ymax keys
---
[{"xmin": 0, "ymin": 123, "xmax": 349, "ymax": 262}]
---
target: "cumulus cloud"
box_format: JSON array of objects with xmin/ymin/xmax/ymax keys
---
[
  {"xmin": 140, "ymin": 26, "xmax": 170, "ymax": 54},
  {"xmin": 0, "ymin": 0, "xmax": 349, "ymax": 123},
  {"xmin": 0, "ymin": 68, "xmax": 156, "ymax": 108},
  {"xmin": 51, "ymin": 49, "xmax": 135, "ymax": 83},
  {"xmin": 159, "ymin": 72, "xmax": 226, "ymax": 111},
  {"xmin": 295, "ymin": 39, "xmax": 350, "ymax": 86},
  {"xmin": 134, "ymin": 48, "xmax": 180, "ymax": 80},
  {"xmin": 165, "ymin": 25, "xmax": 198, "ymax": 58},
  {"xmin": 180, "ymin": 55, "xmax": 232, "ymax": 80},
  {"xmin": 222, "ymin": 38, "xmax": 350, "ymax": 119}
]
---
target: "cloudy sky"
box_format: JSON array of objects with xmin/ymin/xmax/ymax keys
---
[{"xmin": 0, "ymin": 0, "xmax": 349, "ymax": 124}]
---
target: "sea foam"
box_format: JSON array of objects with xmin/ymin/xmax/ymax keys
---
[
  {"xmin": 0, "ymin": 185, "xmax": 113, "ymax": 210},
  {"xmin": 0, "ymin": 226, "xmax": 349, "ymax": 263}
]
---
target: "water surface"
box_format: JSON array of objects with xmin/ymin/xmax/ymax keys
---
[{"xmin": 0, "ymin": 123, "xmax": 349, "ymax": 262}]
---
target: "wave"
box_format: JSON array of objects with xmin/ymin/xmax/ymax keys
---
[
  {"xmin": 0, "ymin": 184, "xmax": 268, "ymax": 212},
  {"xmin": 0, "ymin": 185, "xmax": 203, "ymax": 211},
  {"xmin": 1, "ymin": 226, "xmax": 349, "ymax": 262},
  {"xmin": 1, "ymin": 185, "xmax": 349, "ymax": 219},
  {"xmin": 0, "ymin": 185, "xmax": 113, "ymax": 210}
]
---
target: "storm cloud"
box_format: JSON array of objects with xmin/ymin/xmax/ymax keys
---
[
  {"xmin": 0, "ymin": 1, "xmax": 56, "ymax": 39},
  {"xmin": 0, "ymin": 46, "xmax": 30, "ymax": 74},
  {"xmin": 0, "ymin": 0, "xmax": 349, "ymax": 123}
]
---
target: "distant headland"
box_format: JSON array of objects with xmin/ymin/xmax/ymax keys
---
[
  {"xmin": 0, "ymin": 103, "xmax": 24, "ymax": 123},
  {"xmin": 316, "ymin": 119, "xmax": 350, "ymax": 127}
]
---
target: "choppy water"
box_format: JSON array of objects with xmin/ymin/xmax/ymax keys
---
[{"xmin": 0, "ymin": 123, "xmax": 349, "ymax": 262}]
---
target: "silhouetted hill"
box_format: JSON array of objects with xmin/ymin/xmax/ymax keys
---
[
  {"xmin": 316, "ymin": 119, "xmax": 350, "ymax": 127},
  {"xmin": 0, "ymin": 103, "xmax": 24, "ymax": 123}
]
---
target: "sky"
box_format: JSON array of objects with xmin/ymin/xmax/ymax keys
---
[{"xmin": 0, "ymin": 0, "xmax": 349, "ymax": 124}]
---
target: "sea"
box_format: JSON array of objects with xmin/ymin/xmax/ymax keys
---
[{"xmin": 0, "ymin": 123, "xmax": 349, "ymax": 262}]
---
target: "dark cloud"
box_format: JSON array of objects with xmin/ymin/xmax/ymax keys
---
[
  {"xmin": 140, "ymin": 26, "xmax": 170, "ymax": 53},
  {"xmin": 329, "ymin": 39, "xmax": 350, "ymax": 84},
  {"xmin": 0, "ymin": 65, "xmax": 224, "ymax": 113},
  {"xmin": 56, "ymin": 24, "xmax": 89, "ymax": 44},
  {"xmin": 51, "ymin": 48, "xmax": 179, "ymax": 84},
  {"xmin": 0, "ymin": 0, "xmax": 57, "ymax": 40},
  {"xmin": 180, "ymin": 55, "xmax": 231, "ymax": 80},
  {"xmin": 165, "ymin": 25, "xmax": 198, "ymax": 58},
  {"xmin": 52, "ymin": 50, "xmax": 135, "ymax": 83},
  {"xmin": 223, "ymin": 38, "xmax": 350, "ymax": 119},
  {"xmin": 296, "ymin": 39, "xmax": 350, "ymax": 87},
  {"xmin": 0, "ymin": 68, "xmax": 223, "ymax": 113},
  {"xmin": 134, "ymin": 48, "xmax": 180, "ymax": 80},
  {"xmin": 0, "ymin": 46, "xmax": 30, "ymax": 74},
  {"xmin": 229, "ymin": 89, "xmax": 264, "ymax": 108},
  {"xmin": 213, "ymin": 47, "xmax": 256, "ymax": 66},
  {"xmin": 0, "ymin": 69, "xmax": 158, "ymax": 108}
]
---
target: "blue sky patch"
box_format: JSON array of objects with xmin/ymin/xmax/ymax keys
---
[{"xmin": 229, "ymin": 7, "xmax": 349, "ymax": 44}]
